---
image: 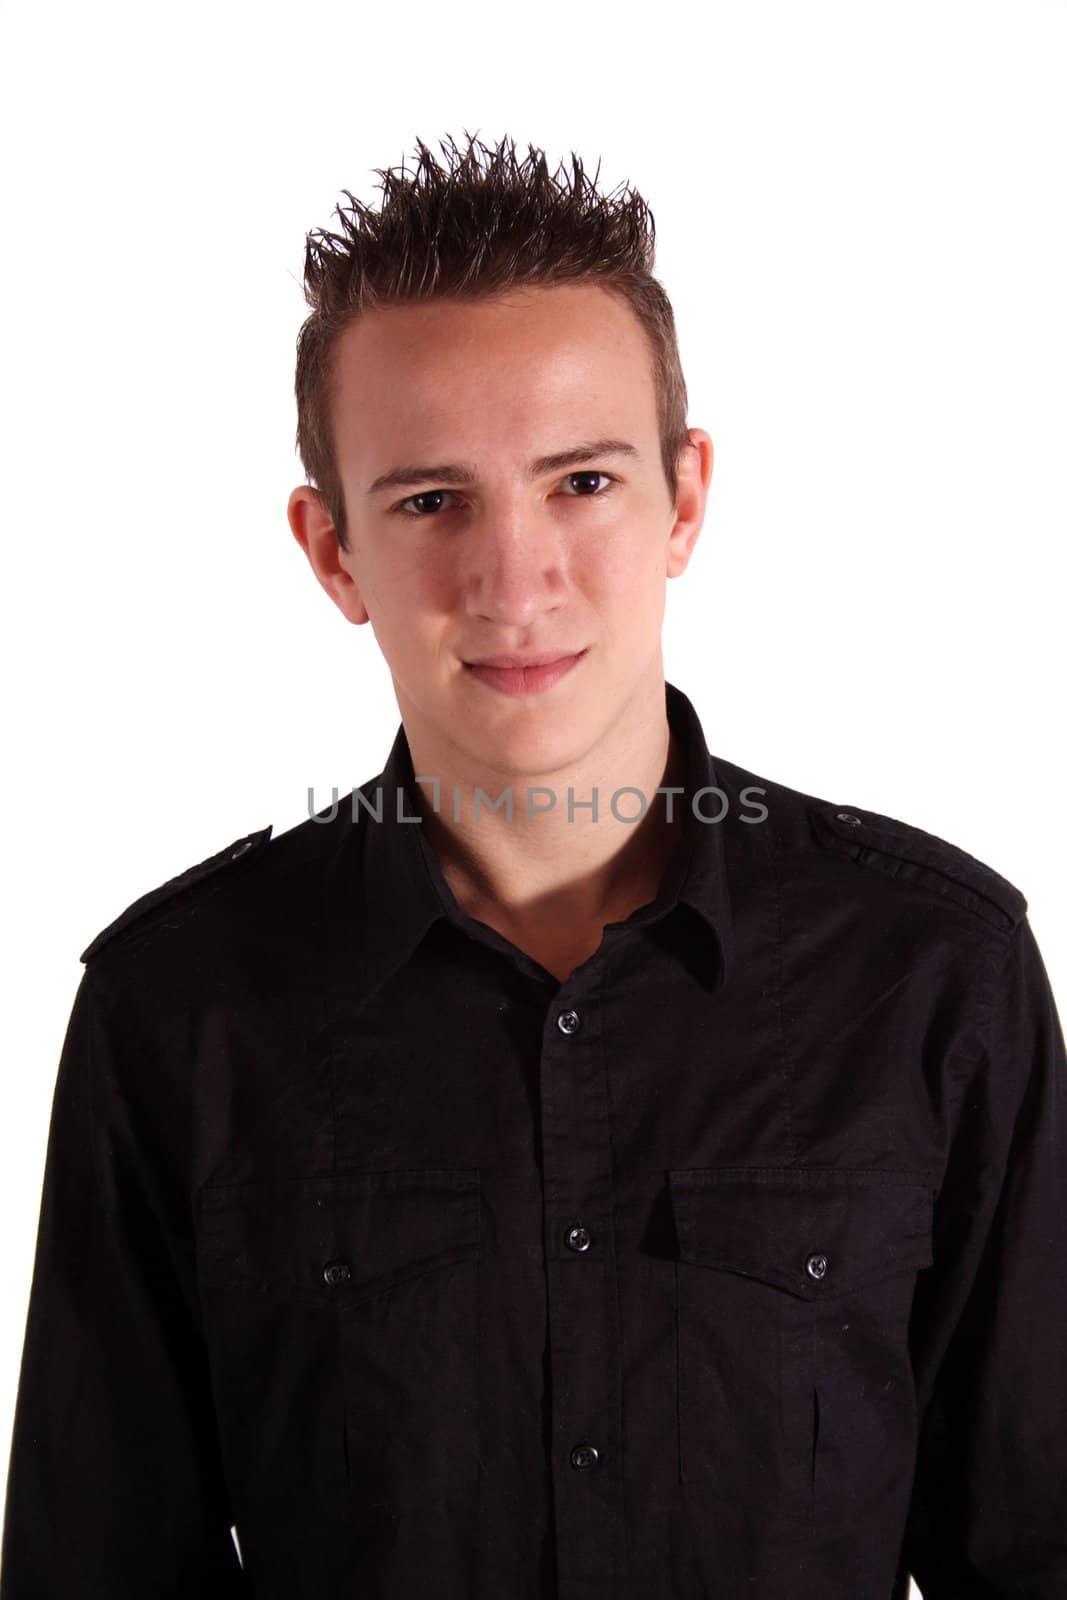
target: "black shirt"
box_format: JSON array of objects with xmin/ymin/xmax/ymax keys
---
[{"xmin": 2, "ymin": 679, "xmax": 1066, "ymax": 1598}]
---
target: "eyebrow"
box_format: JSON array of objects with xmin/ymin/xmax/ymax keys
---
[{"xmin": 365, "ymin": 438, "xmax": 641, "ymax": 497}]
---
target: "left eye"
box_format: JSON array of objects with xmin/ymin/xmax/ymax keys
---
[{"xmin": 560, "ymin": 471, "xmax": 613, "ymax": 496}]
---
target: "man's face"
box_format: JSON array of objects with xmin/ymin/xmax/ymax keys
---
[{"xmin": 290, "ymin": 281, "xmax": 711, "ymax": 780}]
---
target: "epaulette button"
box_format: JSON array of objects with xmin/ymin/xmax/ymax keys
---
[{"xmin": 835, "ymin": 812, "xmax": 863, "ymax": 827}]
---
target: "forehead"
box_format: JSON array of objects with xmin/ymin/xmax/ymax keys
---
[{"xmin": 330, "ymin": 282, "xmax": 658, "ymax": 448}]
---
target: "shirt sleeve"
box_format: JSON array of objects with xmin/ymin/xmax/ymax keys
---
[
  {"xmin": 904, "ymin": 912, "xmax": 1067, "ymax": 1595},
  {"xmin": 0, "ymin": 965, "xmax": 248, "ymax": 1598}
]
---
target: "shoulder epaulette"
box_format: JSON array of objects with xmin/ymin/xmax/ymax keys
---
[
  {"xmin": 808, "ymin": 802, "xmax": 1026, "ymax": 932},
  {"xmin": 80, "ymin": 825, "xmax": 273, "ymax": 964}
]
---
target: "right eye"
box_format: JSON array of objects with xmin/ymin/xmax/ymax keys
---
[{"xmin": 392, "ymin": 490, "xmax": 459, "ymax": 519}]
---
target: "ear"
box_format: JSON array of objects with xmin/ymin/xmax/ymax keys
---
[
  {"xmin": 287, "ymin": 485, "xmax": 370, "ymax": 625},
  {"xmin": 666, "ymin": 430, "xmax": 714, "ymax": 579}
]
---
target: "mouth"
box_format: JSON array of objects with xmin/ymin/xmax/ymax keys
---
[{"xmin": 462, "ymin": 648, "xmax": 589, "ymax": 697}]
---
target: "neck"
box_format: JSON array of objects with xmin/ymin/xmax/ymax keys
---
[{"xmin": 399, "ymin": 674, "xmax": 688, "ymax": 936}]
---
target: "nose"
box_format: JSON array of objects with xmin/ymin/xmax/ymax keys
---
[{"xmin": 463, "ymin": 496, "xmax": 567, "ymax": 629}]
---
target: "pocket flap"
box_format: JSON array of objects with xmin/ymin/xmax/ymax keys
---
[
  {"xmin": 196, "ymin": 1167, "xmax": 482, "ymax": 1307},
  {"xmin": 669, "ymin": 1166, "xmax": 934, "ymax": 1301}
]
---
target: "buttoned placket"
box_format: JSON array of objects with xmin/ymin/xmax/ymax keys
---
[{"xmin": 540, "ymin": 946, "xmax": 626, "ymax": 1599}]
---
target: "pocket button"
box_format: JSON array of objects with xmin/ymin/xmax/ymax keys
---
[
  {"xmin": 806, "ymin": 1252, "xmax": 829, "ymax": 1281},
  {"xmin": 323, "ymin": 1258, "xmax": 353, "ymax": 1287}
]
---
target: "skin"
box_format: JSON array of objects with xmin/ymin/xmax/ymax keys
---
[{"xmin": 288, "ymin": 281, "xmax": 714, "ymax": 982}]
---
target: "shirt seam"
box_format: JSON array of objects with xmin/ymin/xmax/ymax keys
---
[{"xmin": 766, "ymin": 816, "xmax": 799, "ymax": 1164}]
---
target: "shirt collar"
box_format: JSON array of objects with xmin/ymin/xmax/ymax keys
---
[{"xmin": 327, "ymin": 679, "xmax": 734, "ymax": 1001}]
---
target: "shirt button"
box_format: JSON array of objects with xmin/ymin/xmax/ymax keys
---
[
  {"xmin": 323, "ymin": 1259, "xmax": 352, "ymax": 1286},
  {"xmin": 557, "ymin": 1009, "xmax": 581, "ymax": 1035},
  {"xmin": 806, "ymin": 1252, "xmax": 829, "ymax": 1280},
  {"xmin": 835, "ymin": 812, "xmax": 863, "ymax": 827},
  {"xmin": 570, "ymin": 1443, "xmax": 599, "ymax": 1470},
  {"xmin": 566, "ymin": 1225, "xmax": 592, "ymax": 1252}
]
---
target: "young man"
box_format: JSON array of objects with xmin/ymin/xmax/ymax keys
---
[{"xmin": 2, "ymin": 132, "xmax": 1065, "ymax": 1598}]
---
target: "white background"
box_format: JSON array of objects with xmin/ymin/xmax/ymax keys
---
[{"xmin": 1, "ymin": 3, "xmax": 1065, "ymax": 1589}]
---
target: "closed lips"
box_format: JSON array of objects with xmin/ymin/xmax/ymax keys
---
[{"xmin": 465, "ymin": 651, "xmax": 584, "ymax": 668}]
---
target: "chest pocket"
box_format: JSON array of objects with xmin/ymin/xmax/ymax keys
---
[
  {"xmin": 669, "ymin": 1166, "xmax": 934, "ymax": 1522},
  {"xmin": 195, "ymin": 1168, "xmax": 483, "ymax": 1532}
]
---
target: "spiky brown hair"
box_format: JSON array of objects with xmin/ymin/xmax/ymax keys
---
[{"xmin": 294, "ymin": 130, "xmax": 690, "ymax": 549}]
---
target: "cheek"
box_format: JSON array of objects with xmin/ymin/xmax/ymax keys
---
[
  {"xmin": 360, "ymin": 561, "xmax": 443, "ymax": 663},
  {"xmin": 370, "ymin": 548, "xmax": 454, "ymax": 620},
  {"xmin": 593, "ymin": 541, "xmax": 667, "ymax": 616}
]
